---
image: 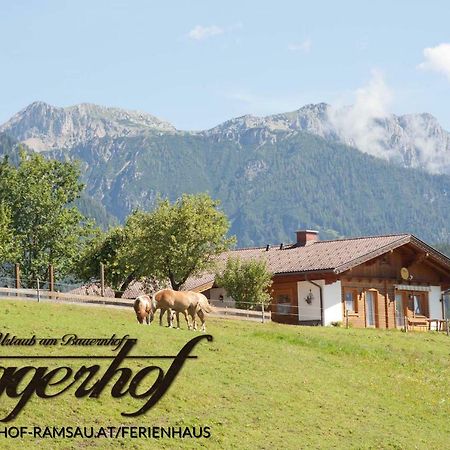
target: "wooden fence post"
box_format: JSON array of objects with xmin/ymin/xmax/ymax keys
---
[
  {"xmin": 404, "ymin": 315, "xmax": 408, "ymax": 333},
  {"xmin": 446, "ymin": 319, "xmax": 449, "ymax": 337},
  {"xmin": 261, "ymin": 302, "xmax": 265, "ymax": 323},
  {"xmin": 36, "ymin": 278, "xmax": 41, "ymax": 303},
  {"xmin": 100, "ymin": 263, "xmax": 105, "ymax": 297},
  {"xmin": 14, "ymin": 263, "xmax": 20, "ymax": 289},
  {"xmin": 346, "ymin": 310, "xmax": 349, "ymax": 329}
]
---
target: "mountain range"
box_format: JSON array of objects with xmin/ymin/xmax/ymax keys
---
[{"xmin": 1, "ymin": 101, "xmax": 450, "ymax": 246}]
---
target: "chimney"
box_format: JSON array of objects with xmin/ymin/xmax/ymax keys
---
[{"xmin": 296, "ymin": 230, "xmax": 319, "ymax": 246}]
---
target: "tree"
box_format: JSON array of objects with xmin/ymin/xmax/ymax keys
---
[
  {"xmin": 75, "ymin": 226, "xmax": 137, "ymax": 297},
  {"xmin": 0, "ymin": 204, "xmax": 17, "ymax": 264},
  {"xmin": 0, "ymin": 150, "xmax": 94, "ymax": 283},
  {"xmin": 125, "ymin": 193, "xmax": 235, "ymax": 290},
  {"xmin": 215, "ymin": 257, "xmax": 273, "ymax": 310}
]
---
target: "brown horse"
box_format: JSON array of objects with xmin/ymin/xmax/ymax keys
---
[
  {"xmin": 150, "ymin": 289, "xmax": 212, "ymax": 331},
  {"xmin": 133, "ymin": 295, "xmax": 152, "ymax": 324}
]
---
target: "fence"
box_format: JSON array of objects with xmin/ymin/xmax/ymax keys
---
[
  {"xmin": 0, "ymin": 285, "xmax": 272, "ymax": 323},
  {"xmin": 343, "ymin": 309, "xmax": 449, "ymax": 334},
  {"xmin": 210, "ymin": 304, "xmax": 271, "ymax": 322},
  {"xmin": 0, "ymin": 262, "xmax": 272, "ymax": 322},
  {"xmin": 1, "ymin": 267, "xmax": 448, "ymax": 331},
  {"xmin": 0, "ymin": 286, "xmax": 134, "ymax": 307},
  {"xmin": 0, "ymin": 276, "xmax": 153, "ymax": 300}
]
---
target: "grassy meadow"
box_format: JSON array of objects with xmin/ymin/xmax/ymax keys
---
[{"xmin": 0, "ymin": 299, "xmax": 449, "ymax": 449}]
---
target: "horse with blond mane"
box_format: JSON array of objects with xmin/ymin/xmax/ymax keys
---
[{"xmin": 149, "ymin": 289, "xmax": 212, "ymax": 331}]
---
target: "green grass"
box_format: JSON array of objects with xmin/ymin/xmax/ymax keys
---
[{"xmin": 0, "ymin": 299, "xmax": 449, "ymax": 449}]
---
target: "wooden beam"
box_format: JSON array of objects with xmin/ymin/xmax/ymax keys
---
[
  {"xmin": 384, "ymin": 279, "xmax": 389, "ymax": 329},
  {"xmin": 14, "ymin": 264, "xmax": 20, "ymax": 289},
  {"xmin": 406, "ymin": 251, "xmax": 429, "ymax": 269}
]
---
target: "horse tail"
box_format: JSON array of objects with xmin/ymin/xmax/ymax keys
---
[{"xmin": 197, "ymin": 294, "xmax": 213, "ymax": 313}]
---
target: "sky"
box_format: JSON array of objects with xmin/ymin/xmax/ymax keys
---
[{"xmin": 1, "ymin": 0, "xmax": 450, "ymax": 130}]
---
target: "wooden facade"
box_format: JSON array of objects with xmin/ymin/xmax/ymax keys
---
[
  {"xmin": 191, "ymin": 232, "xmax": 450, "ymax": 330},
  {"xmin": 271, "ymin": 275, "xmax": 300, "ymax": 325},
  {"xmin": 270, "ymin": 243, "xmax": 450, "ymax": 328},
  {"xmin": 340, "ymin": 243, "xmax": 449, "ymax": 329}
]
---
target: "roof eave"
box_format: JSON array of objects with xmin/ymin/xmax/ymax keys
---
[
  {"xmin": 334, "ymin": 235, "xmax": 412, "ymax": 274},
  {"xmin": 408, "ymin": 235, "xmax": 450, "ymax": 271},
  {"xmin": 274, "ymin": 268, "xmax": 337, "ymax": 277}
]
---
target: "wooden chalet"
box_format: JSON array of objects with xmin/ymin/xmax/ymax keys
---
[{"xmin": 185, "ymin": 230, "xmax": 450, "ymax": 330}]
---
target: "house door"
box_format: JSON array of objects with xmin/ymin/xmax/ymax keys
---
[
  {"xmin": 365, "ymin": 291, "xmax": 376, "ymax": 327},
  {"xmin": 395, "ymin": 293, "xmax": 404, "ymax": 327}
]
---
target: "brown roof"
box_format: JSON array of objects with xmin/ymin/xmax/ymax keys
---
[{"xmin": 184, "ymin": 233, "xmax": 450, "ymax": 291}]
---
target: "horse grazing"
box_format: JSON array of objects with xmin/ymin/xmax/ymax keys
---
[
  {"xmin": 150, "ymin": 289, "xmax": 212, "ymax": 331},
  {"xmin": 133, "ymin": 295, "xmax": 152, "ymax": 324}
]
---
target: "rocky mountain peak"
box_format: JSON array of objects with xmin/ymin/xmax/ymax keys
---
[
  {"xmin": 0, "ymin": 101, "xmax": 176, "ymax": 151},
  {"xmin": 204, "ymin": 103, "xmax": 450, "ymax": 174},
  {"xmin": 203, "ymin": 103, "xmax": 335, "ymax": 146},
  {"xmin": 1, "ymin": 100, "xmax": 449, "ymax": 175}
]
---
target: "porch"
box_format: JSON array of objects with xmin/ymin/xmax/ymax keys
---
[
  {"xmin": 394, "ymin": 286, "xmax": 447, "ymax": 332},
  {"xmin": 405, "ymin": 317, "xmax": 449, "ymax": 332}
]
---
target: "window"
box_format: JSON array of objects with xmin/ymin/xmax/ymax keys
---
[
  {"xmin": 365, "ymin": 291, "xmax": 376, "ymax": 327},
  {"xmin": 414, "ymin": 296, "xmax": 422, "ymax": 315},
  {"xmin": 344, "ymin": 290, "xmax": 357, "ymax": 313},
  {"xmin": 396, "ymin": 291, "xmax": 429, "ymax": 319},
  {"xmin": 408, "ymin": 294, "xmax": 425, "ymax": 316},
  {"xmin": 276, "ymin": 294, "xmax": 291, "ymax": 315}
]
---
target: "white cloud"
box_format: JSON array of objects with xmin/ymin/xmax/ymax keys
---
[
  {"xmin": 418, "ymin": 43, "xmax": 450, "ymax": 80},
  {"xmin": 401, "ymin": 114, "xmax": 447, "ymax": 173},
  {"xmin": 187, "ymin": 25, "xmax": 225, "ymax": 41},
  {"xmin": 327, "ymin": 71, "xmax": 450, "ymax": 173},
  {"xmin": 225, "ymin": 69, "xmax": 449, "ymax": 175},
  {"xmin": 288, "ymin": 38, "xmax": 312, "ymax": 53},
  {"xmin": 327, "ymin": 70, "xmax": 394, "ymax": 158}
]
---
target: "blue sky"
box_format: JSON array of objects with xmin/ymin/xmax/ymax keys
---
[{"xmin": 1, "ymin": 0, "xmax": 450, "ymax": 130}]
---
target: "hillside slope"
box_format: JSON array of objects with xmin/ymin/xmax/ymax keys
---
[
  {"xmin": 0, "ymin": 299, "xmax": 448, "ymax": 449},
  {"xmin": 50, "ymin": 131, "xmax": 450, "ymax": 245}
]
